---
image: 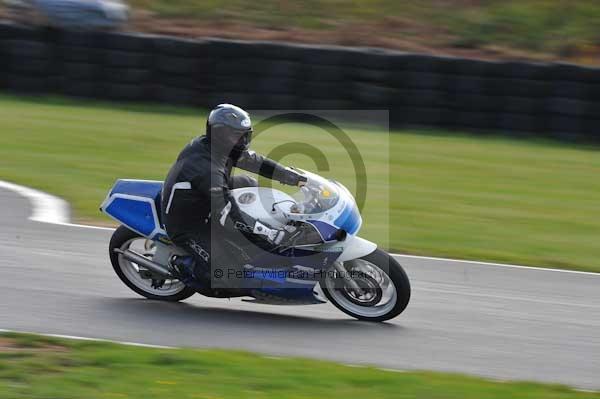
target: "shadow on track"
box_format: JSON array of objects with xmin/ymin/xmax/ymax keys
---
[{"xmin": 100, "ymin": 297, "xmax": 404, "ymax": 331}]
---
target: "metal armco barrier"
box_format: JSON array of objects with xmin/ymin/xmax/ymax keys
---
[{"xmin": 1, "ymin": 21, "xmax": 599, "ymax": 140}]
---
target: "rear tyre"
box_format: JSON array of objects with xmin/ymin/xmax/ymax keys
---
[
  {"xmin": 109, "ymin": 225, "xmax": 196, "ymax": 301},
  {"xmin": 321, "ymin": 249, "xmax": 411, "ymax": 322}
]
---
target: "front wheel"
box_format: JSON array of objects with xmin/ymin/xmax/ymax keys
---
[
  {"xmin": 321, "ymin": 249, "xmax": 411, "ymax": 322},
  {"xmin": 109, "ymin": 225, "xmax": 196, "ymax": 301}
]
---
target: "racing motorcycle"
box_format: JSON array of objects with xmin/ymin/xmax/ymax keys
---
[{"xmin": 100, "ymin": 170, "xmax": 410, "ymax": 322}]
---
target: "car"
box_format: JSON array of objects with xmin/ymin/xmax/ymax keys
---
[{"xmin": 4, "ymin": 0, "xmax": 129, "ymax": 30}]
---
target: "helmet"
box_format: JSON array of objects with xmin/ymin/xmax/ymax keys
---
[{"xmin": 206, "ymin": 104, "xmax": 252, "ymax": 156}]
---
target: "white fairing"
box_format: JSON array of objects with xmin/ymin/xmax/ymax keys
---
[
  {"xmin": 230, "ymin": 187, "xmax": 295, "ymax": 228},
  {"xmin": 230, "ymin": 170, "xmax": 376, "ymax": 264},
  {"xmin": 336, "ymin": 236, "xmax": 377, "ymax": 262}
]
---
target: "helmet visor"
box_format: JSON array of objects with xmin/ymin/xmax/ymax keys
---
[{"xmin": 233, "ymin": 129, "xmax": 252, "ymax": 152}]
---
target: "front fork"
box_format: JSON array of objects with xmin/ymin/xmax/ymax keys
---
[{"xmin": 332, "ymin": 261, "xmax": 362, "ymax": 293}]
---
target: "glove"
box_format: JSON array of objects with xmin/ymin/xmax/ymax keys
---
[
  {"xmin": 277, "ymin": 167, "xmax": 308, "ymax": 186},
  {"xmin": 252, "ymin": 221, "xmax": 302, "ymax": 246}
]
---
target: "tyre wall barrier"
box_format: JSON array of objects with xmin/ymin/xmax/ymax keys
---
[{"xmin": 0, "ymin": 21, "xmax": 598, "ymax": 140}]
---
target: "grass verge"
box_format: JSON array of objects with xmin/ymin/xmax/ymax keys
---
[
  {"xmin": 1, "ymin": 94, "xmax": 599, "ymax": 271},
  {"xmin": 0, "ymin": 332, "xmax": 598, "ymax": 399}
]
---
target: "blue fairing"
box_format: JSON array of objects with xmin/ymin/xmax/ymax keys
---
[
  {"xmin": 333, "ymin": 203, "xmax": 361, "ymax": 235},
  {"xmin": 244, "ymin": 248, "xmax": 332, "ymax": 270},
  {"xmin": 102, "ymin": 179, "xmax": 164, "ymax": 238},
  {"xmin": 110, "ymin": 179, "xmax": 163, "ymax": 199},
  {"xmin": 308, "ymin": 204, "xmax": 362, "ymax": 241},
  {"xmin": 307, "ymin": 220, "xmax": 338, "ymax": 241},
  {"xmin": 104, "ymin": 197, "xmax": 156, "ymax": 237},
  {"xmin": 239, "ymin": 248, "xmax": 332, "ymax": 303}
]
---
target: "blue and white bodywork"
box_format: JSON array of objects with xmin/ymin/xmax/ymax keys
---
[
  {"xmin": 101, "ymin": 167, "xmax": 409, "ymax": 321},
  {"xmin": 102, "ymin": 171, "xmax": 377, "ymax": 265},
  {"xmin": 101, "ymin": 170, "xmax": 381, "ymax": 307}
]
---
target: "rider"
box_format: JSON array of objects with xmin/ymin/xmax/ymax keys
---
[{"xmin": 161, "ymin": 104, "xmax": 306, "ymax": 291}]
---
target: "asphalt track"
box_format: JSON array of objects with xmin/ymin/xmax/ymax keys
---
[{"xmin": 1, "ymin": 185, "xmax": 599, "ymax": 390}]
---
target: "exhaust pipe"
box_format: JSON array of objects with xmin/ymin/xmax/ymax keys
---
[{"xmin": 114, "ymin": 248, "xmax": 173, "ymax": 278}]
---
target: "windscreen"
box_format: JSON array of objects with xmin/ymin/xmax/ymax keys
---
[{"xmin": 289, "ymin": 174, "xmax": 340, "ymax": 215}]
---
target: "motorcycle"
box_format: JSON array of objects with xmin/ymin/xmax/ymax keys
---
[{"xmin": 100, "ymin": 169, "xmax": 410, "ymax": 322}]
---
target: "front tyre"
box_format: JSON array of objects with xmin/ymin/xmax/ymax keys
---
[
  {"xmin": 322, "ymin": 249, "xmax": 411, "ymax": 322},
  {"xmin": 109, "ymin": 225, "xmax": 196, "ymax": 302}
]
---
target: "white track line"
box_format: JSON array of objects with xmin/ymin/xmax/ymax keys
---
[
  {"xmin": 0, "ymin": 328, "xmax": 175, "ymax": 349},
  {"xmin": 1, "ymin": 179, "xmax": 598, "ymax": 276},
  {"xmin": 392, "ymin": 254, "xmax": 600, "ymax": 277},
  {"xmin": 0, "ymin": 180, "xmax": 70, "ymax": 224},
  {"xmin": 0, "ymin": 180, "xmax": 113, "ymax": 230},
  {"xmin": 45, "ymin": 221, "xmax": 115, "ymax": 231}
]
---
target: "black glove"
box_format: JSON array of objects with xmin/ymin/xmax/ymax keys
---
[
  {"xmin": 277, "ymin": 167, "xmax": 308, "ymax": 186},
  {"xmin": 252, "ymin": 221, "xmax": 302, "ymax": 246}
]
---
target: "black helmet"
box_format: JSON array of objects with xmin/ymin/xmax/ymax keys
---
[{"xmin": 206, "ymin": 104, "xmax": 252, "ymax": 156}]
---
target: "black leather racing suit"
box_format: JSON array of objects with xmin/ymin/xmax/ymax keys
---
[{"xmin": 161, "ymin": 135, "xmax": 301, "ymax": 286}]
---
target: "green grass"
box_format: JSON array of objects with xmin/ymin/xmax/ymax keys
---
[
  {"xmin": 122, "ymin": 0, "xmax": 600, "ymax": 63},
  {"xmin": 1, "ymin": 332, "xmax": 598, "ymax": 399},
  {"xmin": 1, "ymin": 94, "xmax": 600, "ymax": 272}
]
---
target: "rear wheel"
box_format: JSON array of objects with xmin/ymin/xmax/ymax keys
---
[
  {"xmin": 321, "ymin": 249, "xmax": 410, "ymax": 322},
  {"xmin": 109, "ymin": 225, "xmax": 195, "ymax": 301}
]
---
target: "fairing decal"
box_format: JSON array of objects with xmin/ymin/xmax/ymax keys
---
[
  {"xmin": 333, "ymin": 203, "xmax": 361, "ymax": 235},
  {"xmin": 307, "ymin": 220, "xmax": 338, "ymax": 241}
]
